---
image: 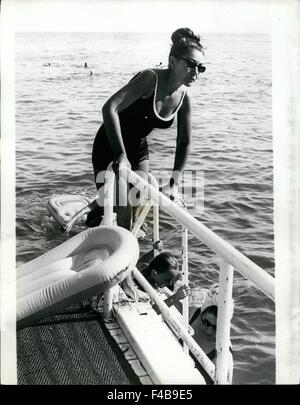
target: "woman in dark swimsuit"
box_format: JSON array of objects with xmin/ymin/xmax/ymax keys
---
[{"xmin": 64, "ymin": 28, "xmax": 206, "ymax": 232}]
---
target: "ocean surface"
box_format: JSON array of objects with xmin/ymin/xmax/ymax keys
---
[{"xmin": 15, "ymin": 32, "xmax": 274, "ymax": 384}]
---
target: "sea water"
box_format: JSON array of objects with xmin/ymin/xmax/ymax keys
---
[{"xmin": 15, "ymin": 32, "xmax": 274, "ymax": 384}]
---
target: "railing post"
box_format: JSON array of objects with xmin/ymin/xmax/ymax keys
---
[
  {"xmin": 131, "ymin": 203, "xmax": 152, "ymax": 237},
  {"xmin": 182, "ymin": 226, "xmax": 189, "ymax": 354},
  {"xmin": 130, "ymin": 172, "xmax": 159, "ymax": 250},
  {"xmin": 153, "ymin": 204, "xmax": 160, "ymax": 257},
  {"xmin": 123, "ymin": 167, "xmax": 275, "ymax": 300},
  {"xmin": 102, "ymin": 163, "xmax": 116, "ymax": 226},
  {"xmin": 103, "ymin": 288, "xmax": 115, "ymax": 322},
  {"xmin": 215, "ymin": 259, "xmax": 234, "ymax": 384},
  {"xmin": 133, "ymin": 267, "xmax": 216, "ymax": 380},
  {"xmin": 103, "ymin": 163, "xmax": 116, "ymax": 321},
  {"xmin": 148, "ymin": 173, "xmax": 160, "ymax": 257}
]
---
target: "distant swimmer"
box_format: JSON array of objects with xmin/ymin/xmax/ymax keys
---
[
  {"xmin": 156, "ymin": 62, "xmax": 163, "ymax": 67},
  {"xmin": 84, "ymin": 62, "xmax": 88, "ymax": 68},
  {"xmin": 43, "ymin": 62, "xmax": 51, "ymax": 66},
  {"xmin": 89, "ymin": 69, "xmax": 94, "ymax": 76}
]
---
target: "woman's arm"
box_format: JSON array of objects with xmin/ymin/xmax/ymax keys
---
[
  {"xmin": 170, "ymin": 93, "xmax": 192, "ymax": 187},
  {"xmin": 136, "ymin": 240, "xmax": 163, "ymax": 270},
  {"xmin": 102, "ymin": 70, "xmax": 156, "ymax": 161},
  {"xmin": 151, "ymin": 284, "xmax": 190, "ymax": 315},
  {"xmin": 164, "ymin": 284, "xmax": 190, "ymax": 307}
]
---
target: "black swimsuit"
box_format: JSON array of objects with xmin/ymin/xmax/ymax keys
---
[{"xmin": 92, "ymin": 70, "xmax": 186, "ymax": 185}]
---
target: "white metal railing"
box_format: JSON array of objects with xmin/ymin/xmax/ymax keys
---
[
  {"xmin": 215, "ymin": 260, "xmax": 234, "ymax": 383},
  {"xmin": 132, "ymin": 266, "xmax": 215, "ymax": 380},
  {"xmin": 181, "ymin": 225, "xmax": 189, "ymax": 354},
  {"xmin": 123, "ymin": 167, "xmax": 275, "ymax": 301},
  {"xmin": 100, "ymin": 164, "xmax": 275, "ymax": 384}
]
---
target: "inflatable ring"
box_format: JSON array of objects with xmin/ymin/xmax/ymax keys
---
[{"xmin": 17, "ymin": 225, "xmax": 139, "ymax": 328}]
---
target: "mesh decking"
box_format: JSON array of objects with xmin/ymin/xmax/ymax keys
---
[{"xmin": 17, "ymin": 304, "xmax": 141, "ymax": 385}]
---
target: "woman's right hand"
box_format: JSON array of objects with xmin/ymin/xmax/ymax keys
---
[
  {"xmin": 173, "ymin": 284, "xmax": 190, "ymax": 301},
  {"xmin": 113, "ymin": 153, "xmax": 131, "ymax": 174}
]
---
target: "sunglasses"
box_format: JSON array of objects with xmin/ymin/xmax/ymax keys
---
[
  {"xmin": 202, "ymin": 318, "xmax": 216, "ymax": 331},
  {"xmin": 181, "ymin": 58, "xmax": 206, "ymax": 73}
]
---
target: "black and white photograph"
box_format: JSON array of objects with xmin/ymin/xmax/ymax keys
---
[{"xmin": 1, "ymin": 0, "xmax": 299, "ymax": 388}]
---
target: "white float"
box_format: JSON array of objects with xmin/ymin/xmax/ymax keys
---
[
  {"xmin": 47, "ymin": 194, "xmax": 92, "ymax": 231},
  {"xmin": 17, "ymin": 225, "xmax": 139, "ymax": 328}
]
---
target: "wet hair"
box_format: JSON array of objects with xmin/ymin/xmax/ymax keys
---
[
  {"xmin": 169, "ymin": 28, "xmax": 204, "ymax": 59},
  {"xmin": 190, "ymin": 305, "xmax": 218, "ymax": 325},
  {"xmin": 149, "ymin": 252, "xmax": 179, "ymax": 274},
  {"xmin": 201, "ymin": 305, "xmax": 218, "ymax": 320}
]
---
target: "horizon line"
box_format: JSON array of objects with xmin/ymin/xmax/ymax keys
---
[{"xmin": 15, "ymin": 30, "xmax": 271, "ymax": 35}]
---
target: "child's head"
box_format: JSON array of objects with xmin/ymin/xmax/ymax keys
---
[{"xmin": 147, "ymin": 252, "xmax": 181, "ymax": 288}]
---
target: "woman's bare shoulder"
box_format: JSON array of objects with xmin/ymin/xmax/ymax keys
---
[
  {"xmin": 133, "ymin": 68, "xmax": 157, "ymax": 83},
  {"xmin": 141, "ymin": 68, "xmax": 170, "ymax": 81},
  {"xmin": 128, "ymin": 69, "xmax": 157, "ymax": 97}
]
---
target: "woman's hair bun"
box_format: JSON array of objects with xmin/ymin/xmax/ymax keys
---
[
  {"xmin": 169, "ymin": 28, "xmax": 204, "ymax": 57},
  {"xmin": 171, "ymin": 28, "xmax": 201, "ymax": 45}
]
